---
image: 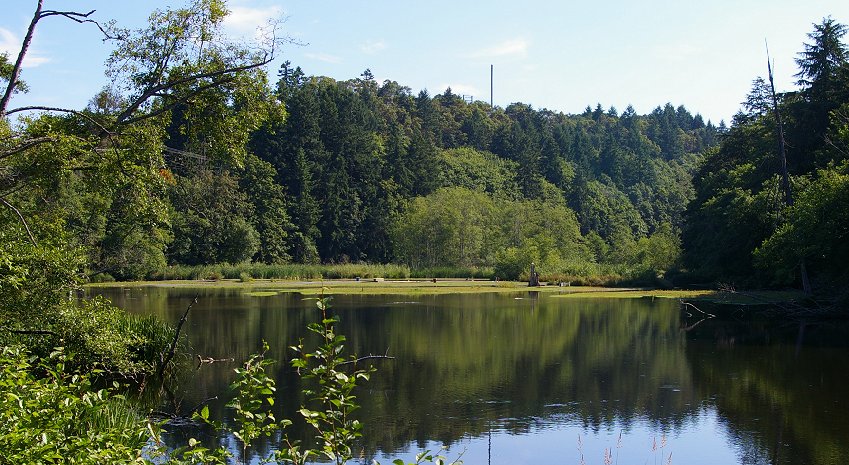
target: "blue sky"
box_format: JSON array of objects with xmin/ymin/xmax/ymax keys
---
[{"xmin": 3, "ymin": 0, "xmax": 849, "ymax": 124}]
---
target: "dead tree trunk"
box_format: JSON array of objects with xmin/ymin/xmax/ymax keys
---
[{"xmin": 767, "ymin": 47, "xmax": 812, "ymax": 294}]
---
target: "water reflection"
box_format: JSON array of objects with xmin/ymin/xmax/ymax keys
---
[{"xmin": 90, "ymin": 287, "xmax": 849, "ymax": 465}]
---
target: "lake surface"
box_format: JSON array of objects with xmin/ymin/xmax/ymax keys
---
[{"xmin": 89, "ymin": 286, "xmax": 849, "ymax": 465}]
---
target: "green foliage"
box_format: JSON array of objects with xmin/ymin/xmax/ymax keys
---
[
  {"xmin": 392, "ymin": 187, "xmax": 498, "ymax": 269},
  {"xmin": 228, "ymin": 341, "xmax": 292, "ymax": 454},
  {"xmin": 0, "ymin": 217, "xmax": 172, "ymax": 375},
  {"xmin": 0, "ymin": 228, "xmax": 83, "ymax": 331},
  {"xmin": 684, "ymin": 18, "xmax": 849, "ymax": 291},
  {"xmin": 755, "ymin": 162, "xmax": 849, "ymax": 288},
  {"xmin": 240, "ymin": 154, "xmax": 294, "ymax": 263},
  {"xmin": 394, "ymin": 187, "xmax": 603, "ymax": 280},
  {"xmin": 168, "ymin": 168, "xmax": 260, "ymax": 266},
  {"xmin": 291, "ymin": 297, "xmax": 374, "ymax": 464},
  {"xmin": 436, "ymin": 147, "xmax": 521, "ymax": 199},
  {"xmin": 56, "ymin": 297, "xmax": 174, "ymax": 375},
  {"xmin": 573, "ymin": 179, "xmax": 647, "ymax": 239},
  {"xmin": 0, "ymin": 347, "xmax": 149, "ymax": 464},
  {"xmin": 6, "ymin": 1, "xmax": 717, "ymax": 283},
  {"xmin": 635, "ymin": 222, "xmax": 682, "ymax": 274}
]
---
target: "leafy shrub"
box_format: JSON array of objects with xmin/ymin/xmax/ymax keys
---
[{"xmin": 0, "ymin": 347, "xmax": 150, "ymax": 464}]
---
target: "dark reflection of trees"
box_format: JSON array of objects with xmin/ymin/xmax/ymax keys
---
[
  {"xmin": 91, "ymin": 288, "xmax": 703, "ymax": 461},
  {"xmin": 350, "ymin": 295, "xmax": 698, "ymax": 456},
  {"xmin": 684, "ymin": 309, "xmax": 849, "ymax": 465}
]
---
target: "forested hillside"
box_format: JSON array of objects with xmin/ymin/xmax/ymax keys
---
[
  {"xmin": 4, "ymin": 1, "xmax": 847, "ymax": 296},
  {"xmin": 34, "ymin": 62, "xmax": 718, "ymax": 283}
]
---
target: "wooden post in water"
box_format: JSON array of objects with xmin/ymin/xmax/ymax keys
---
[{"xmin": 529, "ymin": 262, "xmax": 540, "ymax": 287}]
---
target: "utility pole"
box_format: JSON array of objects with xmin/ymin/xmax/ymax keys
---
[{"xmin": 490, "ymin": 64, "xmax": 494, "ymax": 109}]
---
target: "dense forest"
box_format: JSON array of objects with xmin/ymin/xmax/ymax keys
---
[
  {"xmin": 3, "ymin": 31, "xmax": 720, "ymax": 287},
  {"xmin": 684, "ymin": 17, "xmax": 849, "ymax": 299},
  {"xmin": 4, "ymin": 6, "xmax": 849, "ymax": 297},
  {"xmin": 158, "ymin": 71, "xmax": 715, "ymax": 282}
]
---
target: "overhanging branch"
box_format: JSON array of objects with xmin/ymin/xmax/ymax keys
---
[
  {"xmin": 0, "ymin": 136, "xmax": 57, "ymax": 160},
  {"xmin": 5, "ymin": 106, "xmax": 114, "ymax": 135},
  {"xmin": 119, "ymin": 75, "xmax": 238, "ymax": 126},
  {"xmin": 115, "ymin": 54, "xmax": 272, "ymax": 125},
  {"xmin": 0, "ymin": 196, "xmax": 36, "ymax": 245}
]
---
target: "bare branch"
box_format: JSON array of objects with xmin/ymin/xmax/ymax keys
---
[
  {"xmin": 5, "ymin": 106, "xmax": 115, "ymax": 135},
  {"xmin": 1, "ymin": 3, "xmax": 121, "ymax": 117},
  {"xmin": 0, "ymin": 196, "xmax": 36, "ymax": 245},
  {"xmin": 337, "ymin": 354, "xmax": 395, "ymax": 367},
  {"xmin": 158, "ymin": 295, "xmax": 199, "ymax": 380},
  {"xmin": 2, "ymin": 327, "xmax": 58, "ymax": 337},
  {"xmin": 680, "ymin": 301, "xmax": 716, "ymax": 318},
  {"xmin": 196, "ymin": 355, "xmax": 235, "ymax": 369},
  {"xmin": 40, "ymin": 10, "xmax": 122, "ymax": 40},
  {"xmin": 0, "ymin": 136, "xmax": 57, "ymax": 160},
  {"xmin": 0, "ymin": 0, "xmax": 44, "ymax": 117}
]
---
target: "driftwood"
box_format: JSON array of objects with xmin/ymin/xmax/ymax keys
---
[
  {"xmin": 337, "ymin": 353, "xmax": 395, "ymax": 368},
  {"xmin": 679, "ymin": 301, "xmax": 717, "ymax": 332},
  {"xmin": 196, "ymin": 355, "xmax": 235, "ymax": 369}
]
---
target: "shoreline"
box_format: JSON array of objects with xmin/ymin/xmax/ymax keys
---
[{"xmin": 85, "ymin": 278, "xmax": 797, "ymax": 303}]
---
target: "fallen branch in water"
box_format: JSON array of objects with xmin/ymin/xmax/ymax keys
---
[
  {"xmin": 158, "ymin": 294, "xmax": 198, "ymax": 379},
  {"xmin": 679, "ymin": 301, "xmax": 716, "ymax": 332},
  {"xmin": 337, "ymin": 353, "xmax": 395, "ymax": 367},
  {"xmin": 681, "ymin": 301, "xmax": 716, "ymax": 318},
  {"xmin": 196, "ymin": 355, "xmax": 235, "ymax": 369}
]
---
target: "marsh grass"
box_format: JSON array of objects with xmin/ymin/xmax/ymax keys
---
[
  {"xmin": 113, "ymin": 314, "xmax": 175, "ymax": 370},
  {"xmin": 151, "ymin": 263, "xmax": 412, "ymax": 281},
  {"xmin": 410, "ymin": 266, "xmax": 494, "ymax": 279}
]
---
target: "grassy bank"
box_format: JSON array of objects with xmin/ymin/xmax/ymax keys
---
[
  {"xmin": 87, "ymin": 277, "xmax": 813, "ymax": 305},
  {"xmin": 89, "ymin": 277, "xmax": 712, "ymax": 298},
  {"xmin": 141, "ymin": 263, "xmax": 414, "ymax": 281},
  {"xmin": 94, "ymin": 262, "xmax": 630, "ymax": 286}
]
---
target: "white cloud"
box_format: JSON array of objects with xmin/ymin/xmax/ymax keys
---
[
  {"xmin": 223, "ymin": 5, "xmax": 284, "ymax": 39},
  {"xmin": 304, "ymin": 52, "xmax": 342, "ymax": 64},
  {"xmin": 360, "ymin": 39, "xmax": 386, "ymax": 55},
  {"xmin": 469, "ymin": 38, "xmax": 529, "ymax": 59},
  {"xmin": 0, "ymin": 27, "xmax": 49, "ymax": 67}
]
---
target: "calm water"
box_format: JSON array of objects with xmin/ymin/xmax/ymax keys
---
[{"xmin": 89, "ymin": 286, "xmax": 849, "ymax": 465}]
